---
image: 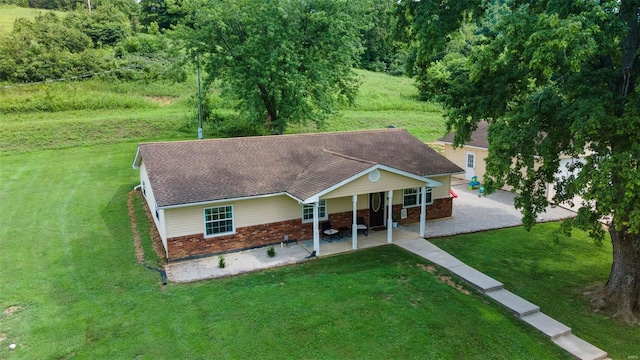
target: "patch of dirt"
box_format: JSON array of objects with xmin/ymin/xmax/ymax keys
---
[
  {"xmin": 128, "ymin": 191, "xmax": 144, "ymax": 264},
  {"xmin": 417, "ymin": 264, "xmax": 436, "ymax": 273},
  {"xmin": 128, "ymin": 191, "xmax": 166, "ymax": 265},
  {"xmin": 0, "ymin": 333, "xmax": 6, "ymax": 342},
  {"xmin": 3, "ymin": 306, "xmax": 22, "ymax": 317},
  {"xmin": 438, "ymin": 275, "xmax": 471, "ymax": 295},
  {"xmin": 145, "ymin": 96, "xmax": 175, "ymax": 107},
  {"xmin": 417, "ymin": 263, "xmax": 470, "ymax": 295}
]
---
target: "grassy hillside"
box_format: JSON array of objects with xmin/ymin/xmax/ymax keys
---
[
  {"xmin": 0, "ymin": 70, "xmax": 447, "ymax": 154},
  {"xmin": 0, "ymin": 79, "xmax": 195, "ymax": 154},
  {"xmin": 0, "ymin": 5, "xmax": 65, "ymax": 33}
]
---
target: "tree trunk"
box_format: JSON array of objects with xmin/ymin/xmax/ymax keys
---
[
  {"xmin": 600, "ymin": 223, "xmax": 640, "ymax": 324},
  {"xmin": 257, "ymin": 84, "xmax": 282, "ymax": 134}
]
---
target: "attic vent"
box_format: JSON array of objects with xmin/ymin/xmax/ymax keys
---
[{"xmin": 368, "ymin": 169, "xmax": 381, "ymax": 182}]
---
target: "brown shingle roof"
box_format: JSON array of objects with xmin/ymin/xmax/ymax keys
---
[
  {"xmin": 437, "ymin": 121, "xmax": 489, "ymax": 149},
  {"xmin": 135, "ymin": 129, "xmax": 463, "ymax": 207}
]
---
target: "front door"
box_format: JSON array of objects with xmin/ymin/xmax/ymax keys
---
[
  {"xmin": 465, "ymin": 152, "xmax": 476, "ymax": 180},
  {"xmin": 369, "ymin": 192, "xmax": 385, "ymax": 227}
]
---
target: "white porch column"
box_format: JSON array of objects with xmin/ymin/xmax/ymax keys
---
[
  {"xmin": 419, "ymin": 185, "xmax": 427, "ymax": 238},
  {"xmin": 313, "ymin": 201, "xmax": 320, "ymax": 256},
  {"xmin": 387, "ymin": 190, "xmax": 393, "ymax": 243},
  {"xmin": 352, "ymin": 194, "xmax": 358, "ymax": 249}
]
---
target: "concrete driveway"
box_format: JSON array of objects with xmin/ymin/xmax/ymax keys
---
[{"xmin": 405, "ymin": 181, "xmax": 577, "ymax": 239}]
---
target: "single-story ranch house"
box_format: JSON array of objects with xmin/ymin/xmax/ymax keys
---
[{"xmin": 132, "ymin": 129, "xmax": 463, "ymax": 260}]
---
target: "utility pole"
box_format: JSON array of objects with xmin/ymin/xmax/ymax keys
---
[{"xmin": 196, "ymin": 53, "xmax": 204, "ymax": 140}]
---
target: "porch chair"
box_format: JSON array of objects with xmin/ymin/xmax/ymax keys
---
[
  {"xmin": 321, "ymin": 221, "xmax": 340, "ymax": 242},
  {"xmin": 356, "ymin": 217, "xmax": 368, "ymax": 236}
]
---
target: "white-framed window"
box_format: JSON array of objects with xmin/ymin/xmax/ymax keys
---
[
  {"xmin": 403, "ymin": 188, "xmax": 433, "ymax": 208},
  {"xmin": 154, "ymin": 203, "xmax": 159, "ymax": 220},
  {"xmin": 142, "ymin": 180, "xmax": 147, "ymax": 197},
  {"xmin": 302, "ymin": 199, "xmax": 328, "ymax": 223},
  {"xmin": 204, "ymin": 205, "xmax": 234, "ymax": 236}
]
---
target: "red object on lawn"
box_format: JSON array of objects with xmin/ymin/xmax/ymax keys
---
[{"xmin": 450, "ymin": 189, "xmax": 458, "ymax": 198}]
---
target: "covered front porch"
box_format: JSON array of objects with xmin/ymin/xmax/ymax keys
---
[
  {"xmin": 306, "ymin": 187, "xmax": 432, "ymax": 257},
  {"xmin": 299, "ymin": 225, "xmax": 421, "ymax": 257},
  {"xmin": 299, "ymin": 166, "xmax": 441, "ymax": 257}
]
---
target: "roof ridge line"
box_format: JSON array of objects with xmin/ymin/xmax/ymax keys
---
[{"xmin": 321, "ymin": 148, "xmax": 377, "ymax": 165}]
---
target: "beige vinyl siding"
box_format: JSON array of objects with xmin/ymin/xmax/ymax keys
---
[
  {"xmin": 165, "ymin": 195, "xmax": 299, "ymax": 238},
  {"xmin": 431, "ymin": 176, "xmax": 451, "ymax": 199},
  {"xmin": 322, "ymin": 170, "xmax": 426, "ymax": 199},
  {"xmin": 444, "ymin": 144, "xmax": 488, "ymax": 181},
  {"xmin": 324, "ymin": 194, "xmax": 369, "ymax": 212},
  {"xmin": 166, "ymin": 206, "xmax": 210, "ymax": 238},
  {"xmin": 388, "ymin": 176, "xmax": 450, "ymax": 205},
  {"xmin": 165, "ymin": 194, "xmax": 372, "ymax": 238},
  {"xmin": 140, "ymin": 162, "xmax": 167, "ymax": 250},
  {"xmin": 444, "ymin": 143, "xmax": 467, "ymax": 174}
]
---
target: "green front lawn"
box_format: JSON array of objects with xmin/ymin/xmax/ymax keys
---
[{"xmin": 431, "ymin": 225, "xmax": 640, "ymax": 359}]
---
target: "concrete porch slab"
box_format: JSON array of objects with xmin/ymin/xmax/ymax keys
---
[
  {"xmin": 521, "ymin": 312, "xmax": 572, "ymax": 339},
  {"xmin": 553, "ymin": 334, "xmax": 608, "ymax": 360},
  {"xmin": 447, "ymin": 263, "xmax": 504, "ymax": 292},
  {"xmin": 485, "ymin": 288, "xmax": 540, "ymax": 317}
]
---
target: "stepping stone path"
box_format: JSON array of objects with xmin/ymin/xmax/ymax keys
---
[{"xmin": 397, "ymin": 238, "xmax": 609, "ymax": 360}]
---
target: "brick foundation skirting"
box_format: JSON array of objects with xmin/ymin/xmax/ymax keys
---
[
  {"xmin": 395, "ymin": 197, "xmax": 453, "ymax": 225},
  {"xmin": 166, "ymin": 197, "xmax": 453, "ymax": 260}
]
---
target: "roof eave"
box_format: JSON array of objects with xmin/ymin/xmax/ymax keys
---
[
  {"xmin": 158, "ymin": 192, "xmax": 297, "ymax": 210},
  {"xmin": 132, "ymin": 146, "xmax": 142, "ymax": 169},
  {"xmin": 436, "ymin": 140, "xmax": 488, "ymax": 150}
]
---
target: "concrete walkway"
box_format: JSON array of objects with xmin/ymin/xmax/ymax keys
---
[{"xmin": 396, "ymin": 238, "xmax": 609, "ymax": 360}]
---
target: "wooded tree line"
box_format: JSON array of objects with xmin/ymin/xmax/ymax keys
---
[
  {"xmin": 0, "ymin": 0, "xmax": 403, "ymax": 82},
  {"xmin": 1, "ymin": 0, "xmax": 403, "ymax": 134}
]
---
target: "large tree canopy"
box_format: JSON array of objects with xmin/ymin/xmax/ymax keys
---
[
  {"xmin": 176, "ymin": 0, "xmax": 364, "ymax": 134},
  {"xmin": 398, "ymin": 0, "xmax": 639, "ymax": 323}
]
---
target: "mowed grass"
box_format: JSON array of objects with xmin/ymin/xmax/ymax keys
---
[
  {"xmin": 0, "ymin": 144, "xmax": 571, "ymax": 358},
  {"xmin": 0, "ymin": 5, "xmax": 65, "ymax": 33},
  {"xmin": 430, "ymin": 225, "xmax": 640, "ymax": 359}
]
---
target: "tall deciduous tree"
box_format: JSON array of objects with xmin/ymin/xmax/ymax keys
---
[
  {"xmin": 398, "ymin": 0, "xmax": 640, "ymax": 323},
  {"xmin": 175, "ymin": 0, "xmax": 364, "ymax": 134},
  {"xmin": 139, "ymin": 0, "xmax": 186, "ymax": 31}
]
